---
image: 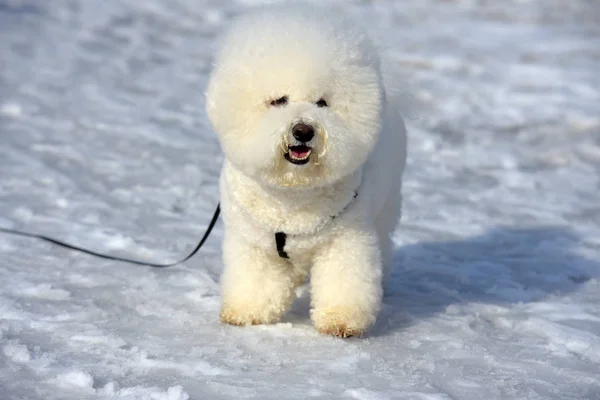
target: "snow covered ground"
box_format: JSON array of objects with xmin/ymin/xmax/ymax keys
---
[{"xmin": 1, "ymin": 0, "xmax": 599, "ymax": 398}]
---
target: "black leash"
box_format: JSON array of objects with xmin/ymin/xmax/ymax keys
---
[{"xmin": 0, "ymin": 204, "xmax": 220, "ymax": 268}]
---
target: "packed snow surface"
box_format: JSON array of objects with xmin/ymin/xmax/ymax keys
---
[{"xmin": 1, "ymin": 0, "xmax": 599, "ymax": 399}]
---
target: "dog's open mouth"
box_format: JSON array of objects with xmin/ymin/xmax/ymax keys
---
[{"xmin": 285, "ymin": 145, "xmax": 312, "ymax": 165}]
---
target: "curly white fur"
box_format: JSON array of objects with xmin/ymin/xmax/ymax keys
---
[{"xmin": 206, "ymin": 5, "xmax": 407, "ymax": 337}]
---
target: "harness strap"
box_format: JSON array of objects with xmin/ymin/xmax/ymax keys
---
[{"xmin": 274, "ymin": 190, "xmax": 358, "ymax": 259}]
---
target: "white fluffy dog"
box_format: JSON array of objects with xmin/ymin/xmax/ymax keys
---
[{"xmin": 205, "ymin": 5, "xmax": 407, "ymax": 337}]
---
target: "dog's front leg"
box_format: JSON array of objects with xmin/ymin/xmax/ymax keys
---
[
  {"xmin": 310, "ymin": 226, "xmax": 383, "ymax": 337},
  {"xmin": 219, "ymin": 232, "xmax": 296, "ymax": 326}
]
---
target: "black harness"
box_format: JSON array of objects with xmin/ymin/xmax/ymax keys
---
[
  {"xmin": 274, "ymin": 190, "xmax": 358, "ymax": 259},
  {"xmin": 275, "ymin": 231, "xmax": 290, "ymax": 259}
]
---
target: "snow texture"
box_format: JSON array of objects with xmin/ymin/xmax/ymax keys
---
[{"xmin": 1, "ymin": 0, "xmax": 599, "ymax": 399}]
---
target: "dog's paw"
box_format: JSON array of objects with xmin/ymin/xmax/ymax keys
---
[
  {"xmin": 311, "ymin": 306, "xmax": 374, "ymax": 338},
  {"xmin": 219, "ymin": 304, "xmax": 282, "ymax": 326}
]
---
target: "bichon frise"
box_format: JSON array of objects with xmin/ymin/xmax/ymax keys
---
[{"xmin": 206, "ymin": 5, "xmax": 407, "ymax": 337}]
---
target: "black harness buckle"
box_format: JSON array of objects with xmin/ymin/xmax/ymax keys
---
[{"xmin": 275, "ymin": 231, "xmax": 289, "ymax": 259}]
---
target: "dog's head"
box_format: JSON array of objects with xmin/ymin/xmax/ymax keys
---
[{"xmin": 206, "ymin": 7, "xmax": 384, "ymax": 188}]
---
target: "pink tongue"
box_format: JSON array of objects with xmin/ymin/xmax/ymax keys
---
[{"xmin": 291, "ymin": 149, "xmax": 310, "ymax": 158}]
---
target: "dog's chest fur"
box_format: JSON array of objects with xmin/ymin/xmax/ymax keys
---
[{"xmin": 220, "ymin": 162, "xmax": 362, "ymax": 263}]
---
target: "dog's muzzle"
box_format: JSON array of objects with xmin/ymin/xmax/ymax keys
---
[{"xmin": 284, "ymin": 122, "xmax": 315, "ymax": 165}]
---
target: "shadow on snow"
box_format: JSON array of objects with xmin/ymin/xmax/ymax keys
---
[{"xmin": 371, "ymin": 226, "xmax": 597, "ymax": 336}]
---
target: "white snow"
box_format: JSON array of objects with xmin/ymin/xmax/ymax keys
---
[
  {"xmin": 0, "ymin": 102, "xmax": 22, "ymax": 118},
  {"xmin": 1, "ymin": 0, "xmax": 599, "ymax": 399},
  {"xmin": 49, "ymin": 370, "xmax": 95, "ymax": 392},
  {"xmin": 3, "ymin": 342, "xmax": 32, "ymax": 364}
]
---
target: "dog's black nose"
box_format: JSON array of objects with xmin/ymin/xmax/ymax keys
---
[{"xmin": 292, "ymin": 123, "xmax": 314, "ymax": 143}]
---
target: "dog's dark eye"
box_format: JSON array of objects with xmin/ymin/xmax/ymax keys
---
[
  {"xmin": 316, "ymin": 98, "xmax": 328, "ymax": 108},
  {"xmin": 270, "ymin": 96, "xmax": 288, "ymax": 107}
]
